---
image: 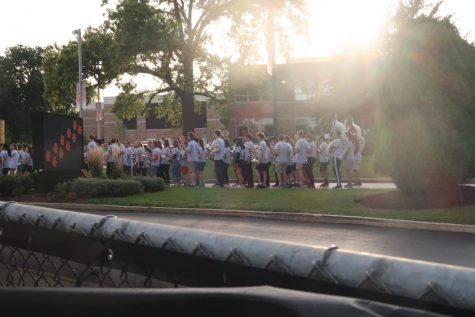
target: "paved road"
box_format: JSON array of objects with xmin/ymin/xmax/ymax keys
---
[{"xmin": 83, "ymin": 209, "xmax": 475, "ymax": 268}]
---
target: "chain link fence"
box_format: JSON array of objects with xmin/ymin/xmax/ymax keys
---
[{"xmin": 0, "ymin": 201, "xmax": 474, "ymax": 316}]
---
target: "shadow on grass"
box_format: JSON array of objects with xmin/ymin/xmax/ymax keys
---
[{"xmin": 357, "ymin": 186, "xmax": 475, "ymax": 209}]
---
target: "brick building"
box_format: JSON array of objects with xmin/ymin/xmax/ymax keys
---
[
  {"xmin": 83, "ymin": 55, "xmax": 378, "ymax": 142},
  {"xmin": 227, "ymin": 55, "xmax": 379, "ymax": 139},
  {"xmin": 83, "ymin": 96, "xmax": 224, "ymax": 142}
]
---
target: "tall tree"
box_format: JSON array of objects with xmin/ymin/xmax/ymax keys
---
[
  {"xmin": 103, "ymin": 0, "xmax": 306, "ymax": 134},
  {"xmin": 0, "ymin": 46, "xmax": 47, "ymax": 142}
]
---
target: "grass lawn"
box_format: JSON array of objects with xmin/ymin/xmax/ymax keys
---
[
  {"xmin": 204, "ymin": 155, "xmax": 386, "ymax": 180},
  {"xmin": 85, "ymin": 187, "xmax": 475, "ymax": 225}
]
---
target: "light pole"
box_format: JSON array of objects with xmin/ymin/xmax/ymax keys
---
[
  {"xmin": 72, "ymin": 29, "xmax": 83, "ymax": 118},
  {"xmin": 96, "ymin": 61, "xmax": 102, "ymax": 140}
]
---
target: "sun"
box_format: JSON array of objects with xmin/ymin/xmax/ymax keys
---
[{"xmin": 292, "ymin": 0, "xmax": 393, "ymax": 57}]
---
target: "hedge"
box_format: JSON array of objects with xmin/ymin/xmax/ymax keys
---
[
  {"xmin": 0, "ymin": 176, "xmax": 34, "ymax": 197},
  {"xmin": 70, "ymin": 178, "xmax": 143, "ymax": 198},
  {"xmin": 132, "ymin": 177, "xmax": 166, "ymax": 192}
]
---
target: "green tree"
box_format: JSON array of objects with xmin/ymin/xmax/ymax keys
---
[
  {"xmin": 0, "ymin": 45, "xmax": 48, "ymax": 142},
  {"xmin": 375, "ymin": 0, "xmax": 475, "ymax": 195},
  {"xmin": 43, "ymin": 27, "xmax": 119, "ymax": 114},
  {"xmin": 102, "ymin": 0, "xmax": 306, "ymax": 134}
]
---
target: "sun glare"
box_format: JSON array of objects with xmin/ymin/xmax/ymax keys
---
[{"xmin": 292, "ymin": 0, "xmax": 393, "ymax": 57}]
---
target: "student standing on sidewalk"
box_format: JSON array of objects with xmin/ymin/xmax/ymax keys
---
[
  {"xmin": 294, "ymin": 130, "xmax": 308, "ymax": 187},
  {"xmin": 0, "ymin": 144, "xmax": 10, "ymax": 176},
  {"xmin": 329, "ymin": 133, "xmax": 345, "ymax": 189},
  {"xmin": 318, "ymin": 134, "xmax": 330, "ymax": 187},
  {"xmin": 171, "ymin": 139, "xmax": 181, "ymax": 185},
  {"xmin": 233, "ymin": 138, "xmax": 245, "ymax": 188},
  {"xmin": 9, "ymin": 144, "xmax": 19, "ymax": 175},
  {"xmin": 243, "ymin": 134, "xmax": 255, "ymax": 188},
  {"xmin": 159, "ymin": 140, "xmax": 171, "ymax": 185},
  {"xmin": 273, "ymin": 134, "xmax": 291, "ymax": 188},
  {"xmin": 255, "ymin": 132, "xmax": 269, "ymax": 188},
  {"xmin": 122, "ymin": 141, "xmax": 133, "ymax": 176},
  {"xmin": 304, "ymin": 134, "xmax": 317, "ymax": 188},
  {"xmin": 186, "ymin": 132, "xmax": 200, "ymax": 186},
  {"xmin": 151, "ymin": 140, "xmax": 161, "ymax": 177},
  {"xmin": 195, "ymin": 139, "xmax": 207, "ymax": 187},
  {"xmin": 211, "ymin": 129, "xmax": 226, "ymax": 187}
]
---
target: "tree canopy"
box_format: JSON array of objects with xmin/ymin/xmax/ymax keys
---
[
  {"xmin": 0, "ymin": 46, "xmax": 49, "ymax": 142},
  {"xmin": 101, "ymin": 0, "xmax": 306, "ymax": 134},
  {"xmin": 43, "ymin": 26, "xmax": 119, "ymax": 113}
]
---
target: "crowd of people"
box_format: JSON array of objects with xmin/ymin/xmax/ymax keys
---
[
  {"xmin": 0, "ymin": 143, "xmax": 34, "ymax": 176},
  {"xmin": 85, "ymin": 117, "xmax": 365, "ymax": 189}
]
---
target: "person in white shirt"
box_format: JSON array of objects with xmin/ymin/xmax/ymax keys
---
[
  {"xmin": 87, "ymin": 134, "xmax": 97, "ymax": 151},
  {"xmin": 150, "ymin": 140, "xmax": 161, "ymax": 177},
  {"xmin": 195, "ymin": 139, "xmax": 207, "ymax": 187},
  {"xmin": 134, "ymin": 141, "xmax": 146, "ymax": 176},
  {"xmin": 1, "ymin": 144, "xmax": 11, "ymax": 175},
  {"xmin": 186, "ymin": 132, "xmax": 200, "ymax": 186},
  {"xmin": 9, "ymin": 144, "xmax": 19, "ymax": 175},
  {"xmin": 318, "ymin": 135, "xmax": 330, "ymax": 187},
  {"xmin": 255, "ymin": 132, "xmax": 269, "ymax": 188},
  {"xmin": 273, "ymin": 135, "xmax": 291, "ymax": 188},
  {"xmin": 122, "ymin": 141, "xmax": 133, "ymax": 175},
  {"xmin": 21, "ymin": 146, "xmax": 33, "ymax": 175},
  {"xmin": 159, "ymin": 139, "xmax": 172, "ymax": 185},
  {"xmin": 329, "ymin": 133, "xmax": 345, "ymax": 189},
  {"xmin": 344, "ymin": 132, "xmax": 356, "ymax": 188},
  {"xmin": 284, "ymin": 135, "xmax": 296, "ymax": 186},
  {"xmin": 119, "ymin": 140, "xmax": 126, "ymax": 169},
  {"xmin": 106, "ymin": 139, "xmax": 116, "ymax": 178},
  {"xmin": 233, "ymin": 138, "xmax": 245, "ymax": 188},
  {"xmin": 304, "ymin": 134, "xmax": 317, "ymax": 188},
  {"xmin": 171, "ymin": 139, "xmax": 181, "ymax": 185},
  {"xmin": 294, "ymin": 130, "xmax": 309, "ymax": 187},
  {"xmin": 243, "ymin": 134, "xmax": 255, "ymax": 188},
  {"xmin": 210, "ymin": 129, "xmax": 226, "ymax": 187}
]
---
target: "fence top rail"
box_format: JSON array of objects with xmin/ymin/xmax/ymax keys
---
[{"xmin": 1, "ymin": 200, "xmax": 474, "ymax": 312}]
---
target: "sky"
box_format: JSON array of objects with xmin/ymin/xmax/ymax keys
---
[{"xmin": 1, "ymin": 0, "xmax": 474, "ymax": 95}]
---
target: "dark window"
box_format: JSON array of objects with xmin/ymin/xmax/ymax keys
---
[
  {"xmin": 146, "ymin": 115, "xmax": 174, "ymax": 129},
  {"xmin": 123, "ymin": 117, "xmax": 137, "ymax": 130}
]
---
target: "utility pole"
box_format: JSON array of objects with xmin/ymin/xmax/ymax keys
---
[{"xmin": 72, "ymin": 29, "xmax": 83, "ymax": 118}]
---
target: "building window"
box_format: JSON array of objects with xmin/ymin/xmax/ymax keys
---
[
  {"xmin": 123, "ymin": 117, "xmax": 137, "ymax": 130},
  {"xmin": 146, "ymin": 115, "xmax": 173, "ymax": 129},
  {"xmin": 294, "ymin": 79, "xmax": 316, "ymax": 101}
]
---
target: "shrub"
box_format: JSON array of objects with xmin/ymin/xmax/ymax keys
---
[
  {"xmin": 0, "ymin": 176, "xmax": 34, "ymax": 197},
  {"xmin": 88, "ymin": 147, "xmax": 105, "ymax": 178},
  {"xmin": 70, "ymin": 178, "xmax": 143, "ymax": 198},
  {"xmin": 110, "ymin": 161, "xmax": 124, "ymax": 179},
  {"xmin": 48, "ymin": 181, "xmax": 72, "ymax": 201},
  {"xmin": 133, "ymin": 177, "xmax": 166, "ymax": 192},
  {"xmin": 375, "ymin": 15, "xmax": 475, "ymax": 195}
]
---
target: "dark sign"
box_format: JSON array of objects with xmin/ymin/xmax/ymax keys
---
[{"xmin": 32, "ymin": 113, "xmax": 84, "ymax": 171}]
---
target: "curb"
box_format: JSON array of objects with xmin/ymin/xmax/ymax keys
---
[{"xmin": 26, "ymin": 202, "xmax": 475, "ymax": 235}]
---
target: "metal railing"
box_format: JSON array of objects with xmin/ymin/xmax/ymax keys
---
[{"xmin": 0, "ymin": 201, "xmax": 473, "ymax": 315}]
